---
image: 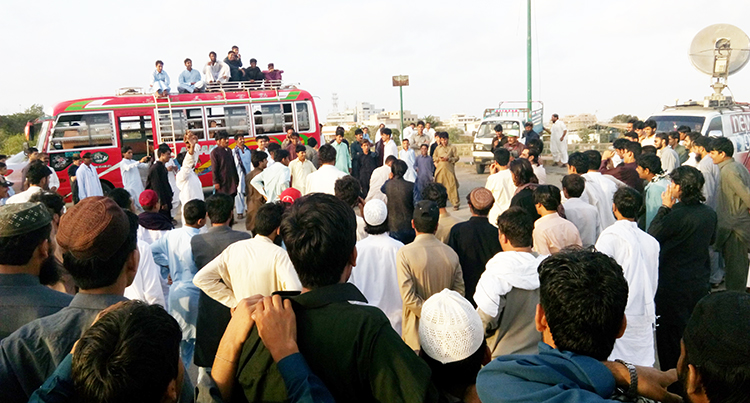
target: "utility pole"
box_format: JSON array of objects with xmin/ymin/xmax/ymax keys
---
[
  {"xmin": 392, "ymin": 75, "xmax": 409, "ymax": 141},
  {"xmin": 527, "ymin": 0, "xmax": 532, "ymax": 115}
]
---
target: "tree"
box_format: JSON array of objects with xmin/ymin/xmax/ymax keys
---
[
  {"xmin": 420, "ymin": 115, "xmax": 442, "ymax": 128},
  {"xmin": 577, "ymin": 128, "xmax": 594, "ymax": 143},
  {"xmin": 609, "ymin": 114, "xmax": 639, "ymax": 124},
  {"xmin": 0, "ymin": 105, "xmax": 45, "ymax": 155}
]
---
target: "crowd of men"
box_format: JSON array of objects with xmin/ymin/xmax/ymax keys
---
[
  {"xmin": 0, "ymin": 118, "xmax": 749, "ymax": 403},
  {"xmin": 150, "ymin": 46, "xmax": 284, "ymax": 96}
]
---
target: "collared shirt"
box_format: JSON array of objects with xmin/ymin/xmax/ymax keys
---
[
  {"xmin": 236, "ymin": 283, "xmax": 438, "ymax": 402},
  {"xmin": 178, "ymin": 68, "xmax": 202, "ymax": 86},
  {"xmin": 0, "ymin": 274, "xmax": 72, "ymax": 340},
  {"xmin": 657, "ymin": 146, "xmax": 680, "ymax": 174},
  {"xmin": 251, "ymin": 162, "xmax": 290, "ymax": 203},
  {"xmin": 6, "ymin": 185, "xmax": 43, "ymax": 204},
  {"xmin": 331, "ymin": 141, "xmax": 351, "ymax": 173},
  {"xmin": 203, "ymin": 61, "xmax": 230, "ymax": 82},
  {"xmin": 447, "ymin": 216, "xmax": 503, "ymax": 306},
  {"xmin": 288, "ymin": 158, "xmax": 316, "ymax": 194},
  {"xmin": 119, "ymin": 158, "xmax": 147, "ymax": 197},
  {"xmin": 193, "ymin": 235, "xmax": 301, "ymax": 308},
  {"xmin": 76, "ymin": 163, "xmax": 103, "ymax": 200},
  {"xmin": 152, "ymin": 69, "xmax": 170, "ymax": 87},
  {"xmin": 382, "ymin": 139, "xmax": 398, "ymax": 161},
  {"xmin": 596, "ymin": 220, "xmax": 660, "ymax": 366},
  {"xmin": 550, "ymin": 120, "xmax": 567, "ymax": 138},
  {"xmin": 532, "ymin": 212, "xmax": 582, "ymax": 255},
  {"xmin": 397, "ymin": 233, "xmax": 465, "ymax": 350},
  {"xmin": 398, "ymin": 147, "xmax": 417, "ymax": 182},
  {"xmin": 0, "ymin": 293, "xmax": 128, "ymax": 403},
  {"xmin": 210, "ymin": 146, "xmax": 239, "ymax": 195},
  {"xmin": 47, "ymin": 168, "xmax": 59, "ymax": 190},
  {"xmin": 234, "ymin": 145, "xmax": 253, "ymax": 177},
  {"xmin": 410, "ymin": 132, "xmax": 430, "ymax": 150},
  {"xmin": 577, "ymin": 174, "xmax": 615, "ymax": 231},
  {"xmin": 486, "ymin": 168, "xmax": 516, "ymax": 227},
  {"xmin": 304, "ymin": 165, "xmax": 347, "ymax": 195},
  {"xmin": 151, "ymin": 226, "xmax": 201, "ymax": 284},
  {"xmin": 599, "ymin": 160, "xmax": 643, "ymax": 193},
  {"xmin": 349, "ymin": 233, "xmax": 405, "ymax": 335},
  {"xmin": 562, "ymin": 197, "xmax": 600, "ymax": 247}
]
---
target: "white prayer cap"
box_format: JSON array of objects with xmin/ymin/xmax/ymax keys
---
[
  {"xmin": 363, "ymin": 199, "xmax": 387, "ymax": 226},
  {"xmin": 419, "ymin": 289, "xmax": 484, "ymax": 364}
]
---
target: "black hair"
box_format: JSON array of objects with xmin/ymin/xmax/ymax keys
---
[
  {"xmin": 644, "ymin": 119, "xmax": 657, "ymax": 130},
  {"xmin": 525, "ymin": 147, "xmax": 541, "ymax": 164},
  {"xmin": 157, "ymin": 145, "xmax": 171, "ymax": 157},
  {"xmin": 280, "ymin": 194, "xmax": 356, "ymax": 289},
  {"xmin": 417, "ymin": 120, "xmax": 425, "ymax": 126},
  {"xmin": 250, "ymin": 58, "xmax": 257, "ymax": 63},
  {"xmin": 413, "ymin": 200, "xmax": 439, "ymax": 233},
  {"xmin": 0, "ymin": 162, "xmax": 5, "ymax": 169},
  {"xmin": 677, "ymin": 125, "xmax": 691, "ymax": 133},
  {"xmin": 623, "ymin": 131, "xmax": 638, "ymax": 141},
  {"xmin": 684, "ymin": 342, "xmax": 750, "ymax": 403},
  {"xmin": 334, "ymin": 176, "xmax": 361, "ymax": 207},
  {"xmin": 205, "ymin": 193, "xmax": 234, "ymax": 224},
  {"xmin": 627, "ymin": 118, "xmax": 639, "ymax": 125},
  {"xmin": 583, "ymin": 150, "xmax": 602, "ymax": 171},
  {"xmin": 63, "ymin": 211, "xmax": 138, "ymax": 290},
  {"xmin": 364, "ymin": 219, "xmax": 389, "ymax": 235},
  {"xmin": 335, "ymin": 126, "xmax": 345, "ymax": 136},
  {"xmin": 381, "ymin": 128, "xmax": 392, "ymax": 136},
  {"xmin": 538, "ymin": 249, "xmax": 628, "ymax": 361},
  {"xmin": 692, "ymin": 135, "xmax": 711, "ymax": 151},
  {"xmin": 354, "ymin": 128, "xmax": 363, "ymax": 135},
  {"xmin": 295, "ymin": 145, "xmax": 307, "ymax": 154},
  {"xmin": 256, "ymin": 135, "xmax": 270, "ymax": 142},
  {"xmin": 234, "ymin": 133, "xmax": 245, "ymax": 141},
  {"xmin": 29, "ymin": 191, "xmax": 65, "ymax": 218},
  {"xmin": 634, "ymin": 120, "xmax": 645, "ymax": 130},
  {"xmin": 497, "ymin": 207, "xmax": 533, "ymax": 247},
  {"xmin": 421, "ymin": 182, "xmax": 448, "ymax": 208},
  {"xmin": 254, "ymin": 202, "xmax": 285, "ymax": 236},
  {"xmin": 641, "ymin": 145, "xmax": 657, "ymax": 155},
  {"xmin": 27, "ymin": 147, "xmax": 39, "ymax": 155},
  {"xmin": 227, "ymin": 50, "xmax": 234, "ymax": 56},
  {"xmin": 274, "ymin": 149, "xmax": 290, "ymax": 162},
  {"xmin": 72, "ymin": 300, "xmax": 181, "ymax": 403},
  {"xmin": 655, "ymin": 132, "xmax": 670, "ymax": 143},
  {"xmin": 493, "ymin": 148, "xmax": 510, "ymax": 166},
  {"xmin": 638, "ymin": 153, "xmax": 664, "ymax": 175},
  {"xmin": 155, "ymin": 60, "xmax": 163, "ymax": 67},
  {"xmin": 613, "ymin": 187, "xmax": 642, "ymax": 220},
  {"xmin": 561, "ymin": 174, "xmax": 585, "ymax": 198},
  {"xmin": 307, "ymin": 138, "xmax": 317, "ymax": 147},
  {"xmin": 384, "ymin": 155, "xmax": 398, "ymax": 165},
  {"xmin": 527, "ymin": 139, "xmax": 544, "ymax": 153},
  {"xmin": 0, "ymin": 222, "xmax": 51, "ymax": 266},
  {"xmin": 509, "ymin": 158, "xmax": 537, "ymax": 187},
  {"xmin": 183, "ymin": 199, "xmax": 206, "ymax": 225},
  {"xmin": 533, "ymin": 184, "xmax": 561, "ymax": 211},
  {"xmin": 613, "ymin": 138, "xmax": 629, "ymax": 150},
  {"xmin": 318, "ymin": 144, "xmax": 336, "ymax": 164},
  {"xmin": 106, "ymin": 188, "xmax": 133, "ymax": 211},
  {"xmin": 267, "ymin": 143, "xmax": 281, "ymax": 155},
  {"xmin": 209, "ymin": 51, "xmax": 217, "ymax": 57},
  {"xmin": 184, "ymin": 58, "xmax": 191, "ymax": 64},
  {"xmin": 214, "ymin": 131, "xmax": 229, "ymax": 141},
  {"xmin": 567, "ymin": 152, "xmax": 589, "ymax": 174},
  {"xmin": 686, "ymin": 131, "xmax": 702, "ymax": 143},
  {"xmin": 420, "ymin": 339, "xmax": 487, "ymax": 394},
  {"xmin": 623, "ymin": 141, "xmax": 642, "ymax": 157},
  {"xmin": 670, "ymin": 165, "xmax": 705, "ymax": 205},
  {"xmin": 668, "ymin": 131, "xmax": 680, "ymax": 141},
  {"xmin": 494, "ymin": 124, "xmax": 503, "ymax": 132},
  {"xmin": 391, "ymin": 160, "xmax": 408, "ymax": 179},
  {"xmin": 251, "ymin": 151, "xmax": 268, "ymax": 168},
  {"xmin": 710, "ymin": 137, "xmax": 734, "ymax": 157},
  {"xmin": 121, "ymin": 146, "xmax": 133, "ymax": 155},
  {"xmin": 27, "ymin": 160, "xmax": 51, "ymax": 185}
]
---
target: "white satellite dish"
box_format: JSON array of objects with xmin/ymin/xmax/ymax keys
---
[{"xmin": 688, "ymin": 24, "xmax": 750, "ymax": 106}]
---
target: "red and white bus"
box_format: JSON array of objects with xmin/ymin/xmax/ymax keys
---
[{"xmin": 16, "ymin": 85, "xmax": 320, "ymax": 199}]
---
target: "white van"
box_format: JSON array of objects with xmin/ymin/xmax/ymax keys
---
[
  {"xmin": 647, "ymin": 102, "xmax": 750, "ymax": 169},
  {"xmin": 473, "ymin": 101, "xmax": 543, "ymax": 174}
]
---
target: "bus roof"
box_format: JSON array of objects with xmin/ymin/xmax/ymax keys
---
[{"xmin": 51, "ymin": 87, "xmax": 314, "ymax": 117}]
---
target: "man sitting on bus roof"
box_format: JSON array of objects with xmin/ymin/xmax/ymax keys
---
[
  {"xmin": 151, "ymin": 60, "xmax": 170, "ymax": 97},
  {"xmin": 177, "ymin": 58, "xmax": 205, "ymax": 94},
  {"xmin": 224, "ymin": 51, "xmax": 244, "ymax": 82},
  {"xmin": 244, "ymin": 58, "xmax": 265, "ymax": 83},
  {"xmin": 263, "ymin": 63, "xmax": 283, "ymax": 84},
  {"xmin": 203, "ymin": 51, "xmax": 230, "ymax": 84}
]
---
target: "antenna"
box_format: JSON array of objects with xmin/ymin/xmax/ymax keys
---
[
  {"xmin": 689, "ymin": 24, "xmax": 750, "ymax": 107},
  {"xmin": 331, "ymin": 93, "xmax": 339, "ymax": 113}
]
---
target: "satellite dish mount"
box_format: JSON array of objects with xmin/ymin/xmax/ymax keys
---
[{"xmin": 689, "ymin": 24, "xmax": 750, "ymax": 107}]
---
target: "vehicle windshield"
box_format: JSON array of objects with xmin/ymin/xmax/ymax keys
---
[
  {"xmin": 476, "ymin": 121, "xmax": 521, "ymax": 138},
  {"xmin": 648, "ymin": 116, "xmax": 705, "ymax": 133}
]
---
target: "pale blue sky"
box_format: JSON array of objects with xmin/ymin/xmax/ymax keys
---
[{"xmin": 2, "ymin": 0, "xmax": 750, "ymax": 123}]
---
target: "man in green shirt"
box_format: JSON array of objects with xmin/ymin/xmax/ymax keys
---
[
  {"xmin": 235, "ymin": 193, "xmax": 438, "ymax": 403},
  {"xmin": 332, "ymin": 127, "xmax": 351, "ymax": 174},
  {"xmin": 710, "ymin": 137, "xmax": 750, "ymax": 291}
]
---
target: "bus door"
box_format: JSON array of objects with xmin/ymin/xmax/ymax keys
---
[{"xmin": 117, "ymin": 114, "xmax": 153, "ymax": 160}]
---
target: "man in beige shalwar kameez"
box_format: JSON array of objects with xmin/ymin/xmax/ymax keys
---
[{"xmin": 432, "ymin": 132, "xmax": 460, "ymax": 210}]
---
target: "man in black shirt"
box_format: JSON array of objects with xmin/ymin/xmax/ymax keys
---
[
  {"xmin": 66, "ymin": 155, "xmax": 81, "ymax": 204},
  {"xmin": 146, "ymin": 145, "xmax": 173, "ymax": 220}
]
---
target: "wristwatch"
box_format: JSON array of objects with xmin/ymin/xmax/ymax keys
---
[{"xmin": 615, "ymin": 359, "xmax": 638, "ymax": 399}]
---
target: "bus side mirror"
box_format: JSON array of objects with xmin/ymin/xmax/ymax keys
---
[{"xmin": 708, "ymin": 130, "xmax": 723, "ymax": 137}]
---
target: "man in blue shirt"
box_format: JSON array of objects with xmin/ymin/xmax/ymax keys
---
[
  {"xmin": 637, "ymin": 154, "xmax": 670, "ymax": 230},
  {"xmin": 151, "ymin": 60, "xmax": 170, "ymax": 96},
  {"xmin": 177, "ymin": 58, "xmax": 205, "ymax": 93},
  {"xmin": 476, "ymin": 249, "xmax": 680, "ymax": 403}
]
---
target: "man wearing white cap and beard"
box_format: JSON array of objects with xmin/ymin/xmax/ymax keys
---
[
  {"xmin": 348, "ymin": 199, "xmax": 405, "ymax": 335},
  {"xmin": 419, "ymin": 289, "xmax": 489, "ymax": 403}
]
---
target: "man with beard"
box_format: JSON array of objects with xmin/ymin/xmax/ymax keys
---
[{"xmin": 0, "ymin": 203, "xmax": 72, "ymax": 339}]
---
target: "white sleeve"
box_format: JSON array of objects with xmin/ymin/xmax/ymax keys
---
[
  {"xmin": 277, "ymin": 252, "xmax": 302, "ymax": 291},
  {"xmin": 192, "ymin": 251, "xmax": 237, "ymax": 307},
  {"xmin": 48, "ymin": 168, "xmax": 60, "ymax": 189},
  {"xmin": 250, "ymin": 170, "xmax": 268, "ymax": 199},
  {"xmin": 137, "ymin": 242, "xmax": 167, "ymax": 307}
]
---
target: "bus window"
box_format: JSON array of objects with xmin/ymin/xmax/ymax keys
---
[
  {"xmin": 251, "ymin": 103, "xmax": 293, "ymax": 134},
  {"xmin": 206, "ymin": 106, "xmax": 251, "ymax": 136},
  {"xmin": 206, "ymin": 106, "xmax": 227, "ymax": 137},
  {"xmin": 296, "ymin": 103, "xmax": 310, "ymax": 132},
  {"xmin": 157, "ymin": 108, "xmax": 204, "ymax": 142},
  {"xmin": 50, "ymin": 113, "xmax": 115, "ymax": 151},
  {"xmin": 119, "ymin": 116, "xmax": 152, "ymax": 157}
]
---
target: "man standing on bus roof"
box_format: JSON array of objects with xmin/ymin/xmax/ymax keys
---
[
  {"xmin": 151, "ymin": 60, "xmax": 170, "ymax": 97},
  {"xmin": 210, "ymin": 132, "xmax": 239, "ymax": 199},
  {"xmin": 76, "ymin": 152, "xmax": 103, "ymax": 201},
  {"xmin": 120, "ymin": 146, "xmax": 149, "ymax": 211},
  {"xmin": 203, "ymin": 51, "xmax": 230, "ymax": 84},
  {"xmin": 177, "ymin": 58, "xmax": 205, "ymax": 94},
  {"xmin": 548, "ymin": 113, "xmax": 568, "ymax": 167}
]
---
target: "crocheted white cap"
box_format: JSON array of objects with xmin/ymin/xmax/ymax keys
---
[
  {"xmin": 419, "ymin": 289, "xmax": 484, "ymax": 364},
  {"xmin": 363, "ymin": 199, "xmax": 388, "ymax": 226}
]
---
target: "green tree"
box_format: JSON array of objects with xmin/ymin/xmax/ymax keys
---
[
  {"xmin": 577, "ymin": 128, "xmax": 594, "ymax": 143},
  {"xmin": 609, "ymin": 114, "xmax": 639, "ymax": 124},
  {"xmin": 421, "ymin": 115, "xmax": 442, "ymax": 128},
  {"xmin": 0, "ymin": 104, "xmax": 45, "ymax": 135}
]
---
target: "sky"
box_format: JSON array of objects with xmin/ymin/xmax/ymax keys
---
[{"xmin": 2, "ymin": 0, "xmax": 750, "ymax": 124}]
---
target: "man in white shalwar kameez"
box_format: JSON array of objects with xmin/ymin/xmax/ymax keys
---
[
  {"xmin": 120, "ymin": 146, "xmax": 150, "ymax": 210},
  {"xmin": 398, "ymin": 139, "xmax": 417, "ymax": 183},
  {"xmin": 177, "ymin": 133, "xmax": 205, "ymax": 207},
  {"xmin": 125, "ymin": 239, "xmax": 167, "ymax": 307},
  {"xmin": 365, "ymin": 156, "xmax": 396, "ymax": 203},
  {"xmin": 76, "ymin": 153, "xmax": 103, "ymax": 200},
  {"xmin": 595, "ymin": 187, "xmax": 660, "ymax": 367},
  {"xmin": 348, "ymin": 200, "xmax": 405, "ymax": 335},
  {"xmin": 568, "ymin": 152, "xmax": 616, "ymax": 231},
  {"xmin": 562, "ymin": 174, "xmax": 601, "ymax": 247},
  {"xmin": 203, "ymin": 51, "xmax": 230, "ymax": 83}
]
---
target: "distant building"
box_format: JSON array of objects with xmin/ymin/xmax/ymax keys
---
[
  {"xmin": 356, "ymin": 102, "xmax": 384, "ymax": 123},
  {"xmin": 448, "ymin": 113, "xmax": 480, "ymax": 132},
  {"xmin": 326, "ymin": 108, "xmax": 356, "ymax": 127},
  {"xmin": 562, "ymin": 113, "xmax": 598, "ymax": 132},
  {"xmin": 364, "ymin": 110, "xmax": 418, "ymax": 129}
]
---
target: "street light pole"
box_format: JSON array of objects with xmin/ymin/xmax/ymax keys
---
[
  {"xmin": 392, "ymin": 75, "xmax": 409, "ymax": 142},
  {"xmin": 399, "ymin": 86, "xmax": 404, "ymax": 140},
  {"xmin": 527, "ymin": 0, "xmax": 532, "ymax": 114}
]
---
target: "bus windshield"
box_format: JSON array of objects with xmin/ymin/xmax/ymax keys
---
[
  {"xmin": 648, "ymin": 116, "xmax": 705, "ymax": 133},
  {"xmin": 476, "ymin": 121, "xmax": 521, "ymax": 138}
]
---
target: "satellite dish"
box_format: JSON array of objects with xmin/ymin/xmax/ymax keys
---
[{"xmin": 688, "ymin": 24, "xmax": 750, "ymax": 105}]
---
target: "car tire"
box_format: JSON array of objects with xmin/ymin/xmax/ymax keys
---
[{"xmin": 475, "ymin": 163, "xmax": 485, "ymax": 174}]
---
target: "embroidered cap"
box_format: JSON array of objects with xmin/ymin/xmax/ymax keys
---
[
  {"xmin": 419, "ymin": 289, "xmax": 484, "ymax": 364},
  {"xmin": 363, "ymin": 199, "xmax": 387, "ymax": 226},
  {"xmin": 468, "ymin": 187, "xmax": 494, "ymax": 211},
  {"xmin": 0, "ymin": 202, "xmax": 52, "ymax": 237},
  {"xmin": 57, "ymin": 196, "xmax": 130, "ymax": 260}
]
